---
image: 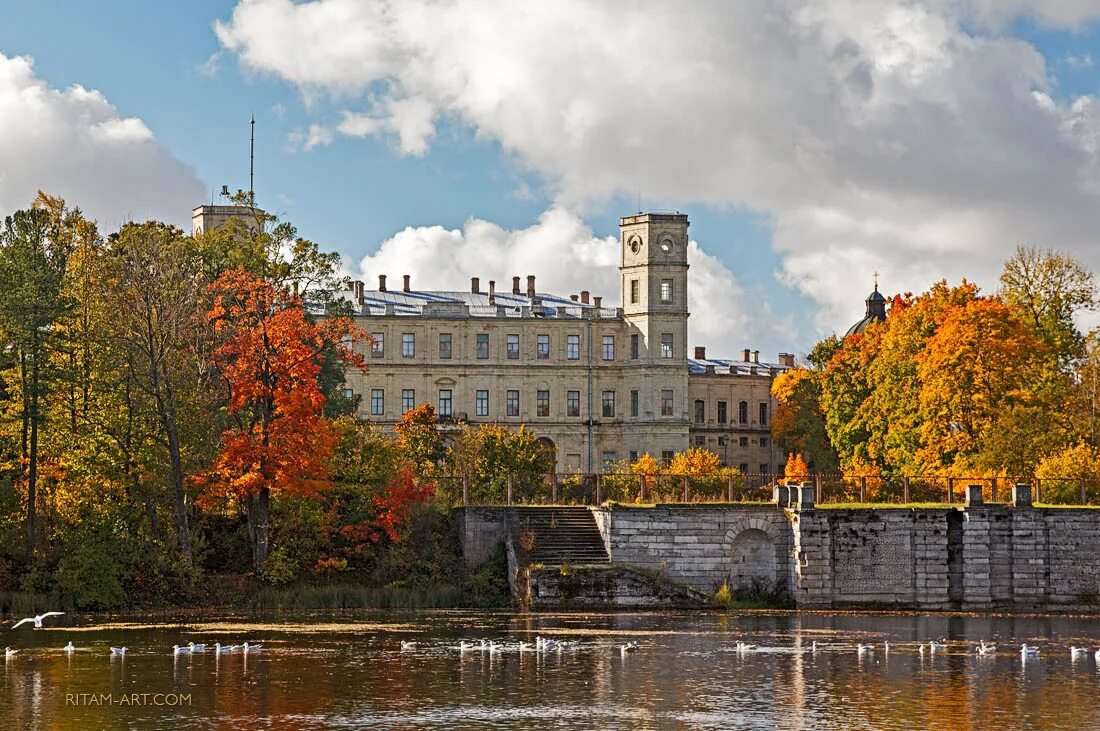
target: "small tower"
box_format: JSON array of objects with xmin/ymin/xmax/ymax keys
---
[
  {"xmin": 845, "ymin": 277, "xmax": 888, "ymax": 337},
  {"xmin": 620, "ymin": 212, "xmax": 689, "ymax": 360}
]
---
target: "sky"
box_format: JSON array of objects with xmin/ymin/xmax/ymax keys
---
[{"xmin": 1, "ymin": 1, "xmax": 1099, "ymax": 361}]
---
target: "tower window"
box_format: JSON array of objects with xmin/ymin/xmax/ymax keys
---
[
  {"xmin": 630, "ymin": 389, "xmax": 639, "ymax": 417},
  {"xmin": 660, "ymin": 279, "xmax": 673, "ymax": 304},
  {"xmin": 661, "ymin": 389, "xmax": 674, "ymax": 416},
  {"xmin": 631, "ymin": 334, "xmax": 640, "ymax": 359},
  {"xmin": 660, "ymin": 333, "xmax": 674, "ymax": 358},
  {"xmin": 630, "ymin": 279, "xmax": 639, "ymax": 304}
]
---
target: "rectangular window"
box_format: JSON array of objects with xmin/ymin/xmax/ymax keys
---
[
  {"xmin": 739, "ymin": 401, "xmax": 748, "ymax": 424},
  {"xmin": 602, "ymin": 451, "xmax": 616, "ymax": 467},
  {"xmin": 567, "ymin": 334, "xmax": 580, "ymax": 360},
  {"xmin": 342, "ymin": 387, "xmax": 354, "ymax": 399},
  {"xmin": 739, "ymin": 436, "xmax": 749, "ymax": 447},
  {"xmin": 660, "ymin": 333, "xmax": 673, "ymax": 358},
  {"xmin": 601, "ymin": 335, "xmax": 615, "ymax": 361},
  {"xmin": 739, "ymin": 463, "xmax": 749, "ymax": 474},
  {"xmin": 438, "ymin": 389, "xmax": 452, "ymax": 417},
  {"xmin": 401, "ymin": 389, "xmax": 415, "ymax": 413},
  {"xmin": 629, "ymin": 450, "xmax": 639, "ymax": 463},
  {"xmin": 630, "ymin": 279, "xmax": 639, "ymax": 304},
  {"xmin": 759, "ymin": 402, "xmax": 769, "ymax": 426},
  {"xmin": 507, "ymin": 334, "xmax": 520, "ymax": 359},
  {"xmin": 602, "ymin": 390, "xmax": 615, "ymax": 418},
  {"xmin": 567, "ymin": 390, "xmax": 580, "ymax": 417},
  {"xmin": 717, "ymin": 400, "xmax": 728, "ymax": 424},
  {"xmin": 694, "ymin": 435, "xmax": 706, "ymax": 447},
  {"xmin": 661, "ymin": 389, "xmax": 674, "ymax": 416},
  {"xmin": 694, "ymin": 399, "xmax": 705, "ymax": 424},
  {"xmin": 475, "ymin": 390, "xmax": 489, "ymax": 417},
  {"xmin": 439, "ymin": 332, "xmax": 452, "ymax": 359},
  {"xmin": 662, "ymin": 450, "xmax": 675, "ymax": 465},
  {"xmin": 536, "ymin": 390, "xmax": 550, "ymax": 417},
  {"xmin": 760, "ymin": 463, "xmax": 769, "ymax": 475},
  {"xmin": 476, "ymin": 333, "xmax": 489, "ymax": 359},
  {"xmin": 370, "ymin": 332, "xmax": 384, "ymax": 358},
  {"xmin": 630, "ymin": 334, "xmax": 639, "ymax": 360},
  {"xmin": 760, "ymin": 437, "xmax": 769, "ymax": 448},
  {"xmin": 630, "ymin": 389, "xmax": 639, "ymax": 417},
  {"xmin": 660, "ymin": 279, "xmax": 673, "ymax": 303},
  {"xmin": 506, "ymin": 390, "xmax": 520, "ymax": 417},
  {"xmin": 370, "ymin": 388, "xmax": 384, "ymax": 416},
  {"xmin": 537, "ymin": 334, "xmax": 550, "ymax": 359},
  {"xmin": 401, "ymin": 332, "xmax": 415, "ymax": 358}
]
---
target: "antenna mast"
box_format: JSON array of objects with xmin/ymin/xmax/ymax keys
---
[{"xmin": 249, "ymin": 112, "xmax": 255, "ymax": 203}]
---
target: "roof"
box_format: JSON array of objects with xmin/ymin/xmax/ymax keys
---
[
  {"xmin": 338, "ymin": 288, "xmax": 621, "ymax": 319},
  {"xmin": 845, "ymin": 286, "xmax": 888, "ymax": 337},
  {"xmin": 688, "ymin": 357, "xmax": 791, "ymax": 377}
]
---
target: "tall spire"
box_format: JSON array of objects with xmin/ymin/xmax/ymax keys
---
[{"xmin": 249, "ymin": 112, "xmax": 255, "ymax": 202}]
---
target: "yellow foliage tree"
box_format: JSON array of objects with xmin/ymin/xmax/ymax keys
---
[
  {"xmin": 1035, "ymin": 443, "xmax": 1100, "ymax": 503},
  {"xmin": 784, "ymin": 453, "xmax": 809, "ymax": 484},
  {"xmin": 667, "ymin": 448, "xmax": 723, "ymax": 476}
]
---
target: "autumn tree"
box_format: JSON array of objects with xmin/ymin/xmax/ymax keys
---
[
  {"xmin": 199, "ymin": 268, "xmax": 364, "ymax": 572},
  {"xmin": 444, "ymin": 424, "xmax": 552, "ymax": 503},
  {"xmin": 771, "ymin": 367, "xmax": 838, "ymax": 473},
  {"xmin": 784, "ymin": 453, "xmax": 809, "ymax": 484},
  {"xmin": 394, "ymin": 403, "xmax": 445, "ymax": 470},
  {"xmin": 667, "ymin": 448, "xmax": 723, "ymax": 476}
]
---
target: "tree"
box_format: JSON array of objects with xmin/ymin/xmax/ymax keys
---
[
  {"xmin": 667, "ymin": 448, "xmax": 723, "ymax": 476},
  {"xmin": 784, "ymin": 453, "xmax": 809, "ymax": 484},
  {"xmin": 444, "ymin": 424, "xmax": 552, "ymax": 503},
  {"xmin": 0, "ymin": 194, "xmax": 81, "ymax": 558},
  {"xmin": 394, "ymin": 403, "xmax": 445, "ymax": 470},
  {"xmin": 771, "ymin": 367, "xmax": 838, "ymax": 472},
  {"xmin": 198, "ymin": 268, "xmax": 364, "ymax": 572}
]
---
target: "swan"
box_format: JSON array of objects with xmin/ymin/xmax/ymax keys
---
[
  {"xmin": 172, "ymin": 645, "xmax": 190, "ymax": 655},
  {"xmin": 1095, "ymin": 648, "xmax": 1100, "ymax": 662},
  {"xmin": 1071, "ymin": 646, "xmax": 1088, "ymax": 659},
  {"xmin": 884, "ymin": 641, "xmax": 890, "ymax": 654},
  {"xmin": 488, "ymin": 641, "xmax": 501, "ymax": 653},
  {"xmin": 215, "ymin": 643, "xmax": 233, "ymax": 654},
  {"xmin": 857, "ymin": 644, "xmax": 874, "ymax": 654},
  {"xmin": 63, "ymin": 642, "xmax": 76, "ymax": 653},
  {"xmin": 620, "ymin": 642, "xmax": 638, "ymax": 654},
  {"xmin": 1020, "ymin": 644, "xmax": 1040, "ymax": 657},
  {"xmin": 918, "ymin": 643, "xmax": 926, "ymax": 656},
  {"xmin": 735, "ymin": 641, "xmax": 756, "ymax": 652},
  {"xmin": 459, "ymin": 641, "xmax": 476, "ymax": 652},
  {"xmin": 4, "ymin": 647, "xmax": 16, "ymax": 659},
  {"xmin": 11, "ymin": 612, "xmax": 64, "ymax": 630},
  {"xmin": 110, "ymin": 647, "xmax": 127, "ymax": 656},
  {"xmin": 400, "ymin": 641, "xmax": 417, "ymax": 650},
  {"xmin": 188, "ymin": 642, "xmax": 206, "ymax": 652},
  {"xmin": 811, "ymin": 641, "xmax": 818, "ymax": 653},
  {"xmin": 242, "ymin": 642, "xmax": 262, "ymax": 652},
  {"xmin": 975, "ymin": 641, "xmax": 995, "ymax": 656},
  {"xmin": 518, "ymin": 641, "xmax": 534, "ymax": 652},
  {"xmin": 929, "ymin": 640, "xmax": 947, "ymax": 652}
]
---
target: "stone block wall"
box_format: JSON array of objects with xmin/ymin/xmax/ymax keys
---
[{"xmin": 456, "ymin": 507, "xmax": 508, "ymax": 569}]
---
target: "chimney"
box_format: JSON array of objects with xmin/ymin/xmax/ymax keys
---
[
  {"xmin": 570, "ymin": 294, "xmax": 579, "ymax": 302},
  {"xmin": 471, "ymin": 277, "xmax": 480, "ymax": 293},
  {"xmin": 403, "ymin": 274, "xmax": 411, "ymax": 292},
  {"xmin": 593, "ymin": 296, "xmax": 602, "ymax": 309},
  {"xmin": 778, "ymin": 352, "xmax": 795, "ymax": 368},
  {"xmin": 512, "ymin": 276, "xmax": 521, "ymax": 294},
  {"xmin": 580, "ymin": 290, "xmax": 590, "ymax": 304},
  {"xmin": 752, "ymin": 350, "xmax": 760, "ymax": 363},
  {"xmin": 742, "ymin": 348, "xmax": 750, "ymax": 362},
  {"xmin": 694, "ymin": 346, "xmax": 706, "ymax": 359},
  {"xmin": 379, "ymin": 274, "xmax": 387, "ymax": 292},
  {"xmin": 526, "ymin": 275, "xmax": 536, "ymax": 298},
  {"xmin": 488, "ymin": 279, "xmax": 495, "ymax": 304},
  {"xmin": 353, "ymin": 280, "xmax": 364, "ymax": 303}
]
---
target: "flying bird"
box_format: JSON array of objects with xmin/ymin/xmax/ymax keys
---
[{"xmin": 11, "ymin": 612, "xmax": 64, "ymax": 629}]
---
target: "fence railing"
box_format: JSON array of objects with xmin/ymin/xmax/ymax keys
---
[{"xmin": 430, "ymin": 472, "xmax": 1100, "ymax": 507}]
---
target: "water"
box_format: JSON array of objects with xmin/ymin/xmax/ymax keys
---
[{"xmin": 3, "ymin": 610, "xmax": 1100, "ymax": 729}]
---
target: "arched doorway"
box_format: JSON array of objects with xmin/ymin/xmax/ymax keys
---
[
  {"xmin": 535, "ymin": 437, "xmax": 557, "ymax": 474},
  {"xmin": 729, "ymin": 528, "xmax": 776, "ymax": 596}
]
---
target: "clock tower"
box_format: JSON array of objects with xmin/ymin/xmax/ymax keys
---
[{"xmin": 620, "ymin": 212, "xmax": 690, "ymax": 363}]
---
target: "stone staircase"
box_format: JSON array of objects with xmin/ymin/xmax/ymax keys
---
[{"xmin": 512, "ymin": 507, "xmax": 610, "ymax": 567}]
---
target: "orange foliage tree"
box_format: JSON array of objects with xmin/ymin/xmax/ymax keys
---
[
  {"xmin": 784, "ymin": 453, "xmax": 809, "ymax": 484},
  {"xmin": 198, "ymin": 267, "xmax": 364, "ymax": 572}
]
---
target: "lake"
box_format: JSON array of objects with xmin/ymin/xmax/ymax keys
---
[{"xmin": 3, "ymin": 610, "xmax": 1100, "ymax": 729}]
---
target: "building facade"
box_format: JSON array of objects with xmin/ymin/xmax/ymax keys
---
[{"xmin": 193, "ymin": 206, "xmax": 794, "ymax": 473}]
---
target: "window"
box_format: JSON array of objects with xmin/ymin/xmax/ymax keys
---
[
  {"xmin": 661, "ymin": 389, "xmax": 674, "ymax": 416},
  {"xmin": 371, "ymin": 389, "xmax": 384, "ymax": 416},
  {"xmin": 660, "ymin": 279, "xmax": 673, "ymax": 303},
  {"xmin": 475, "ymin": 390, "xmax": 489, "ymax": 417},
  {"xmin": 739, "ymin": 463, "xmax": 749, "ymax": 474},
  {"xmin": 630, "ymin": 389, "xmax": 639, "ymax": 417},
  {"xmin": 760, "ymin": 437, "xmax": 769, "ymax": 448},
  {"xmin": 760, "ymin": 463, "xmax": 769, "ymax": 475},
  {"xmin": 567, "ymin": 390, "xmax": 580, "ymax": 417},
  {"xmin": 717, "ymin": 400, "xmax": 728, "ymax": 424},
  {"xmin": 694, "ymin": 399, "xmax": 705, "ymax": 424},
  {"xmin": 537, "ymin": 390, "xmax": 550, "ymax": 417},
  {"xmin": 629, "ymin": 450, "xmax": 639, "ymax": 463},
  {"xmin": 602, "ymin": 451, "xmax": 616, "ymax": 467},
  {"xmin": 739, "ymin": 401, "xmax": 748, "ymax": 424},
  {"xmin": 342, "ymin": 387, "xmax": 354, "ymax": 399},
  {"xmin": 759, "ymin": 402, "xmax": 769, "ymax": 426},
  {"xmin": 438, "ymin": 389, "xmax": 452, "ymax": 417},
  {"xmin": 739, "ymin": 436, "xmax": 749, "ymax": 447},
  {"xmin": 660, "ymin": 333, "xmax": 673, "ymax": 358},
  {"xmin": 401, "ymin": 389, "xmax": 415, "ymax": 413},
  {"xmin": 601, "ymin": 335, "xmax": 615, "ymax": 361},
  {"xmin": 439, "ymin": 332, "xmax": 452, "ymax": 359},
  {"xmin": 537, "ymin": 334, "xmax": 550, "ymax": 359},
  {"xmin": 602, "ymin": 390, "xmax": 615, "ymax": 418},
  {"xmin": 506, "ymin": 390, "xmax": 520, "ymax": 417},
  {"xmin": 370, "ymin": 332, "xmax": 384, "ymax": 358},
  {"xmin": 401, "ymin": 332, "xmax": 415, "ymax": 358},
  {"xmin": 630, "ymin": 279, "xmax": 639, "ymax": 304},
  {"xmin": 661, "ymin": 450, "xmax": 675, "ymax": 465},
  {"xmin": 694, "ymin": 435, "xmax": 706, "ymax": 447},
  {"xmin": 630, "ymin": 334, "xmax": 639, "ymax": 359},
  {"xmin": 507, "ymin": 334, "xmax": 520, "ymax": 359},
  {"xmin": 567, "ymin": 334, "xmax": 580, "ymax": 360},
  {"xmin": 476, "ymin": 333, "xmax": 489, "ymax": 359}
]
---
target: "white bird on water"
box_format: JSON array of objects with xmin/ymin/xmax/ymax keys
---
[
  {"xmin": 518, "ymin": 641, "xmax": 534, "ymax": 652},
  {"xmin": 400, "ymin": 641, "xmax": 417, "ymax": 650},
  {"xmin": 242, "ymin": 642, "xmax": 262, "ymax": 653},
  {"xmin": 63, "ymin": 642, "xmax": 76, "ymax": 653},
  {"xmin": 188, "ymin": 642, "xmax": 206, "ymax": 652},
  {"xmin": 11, "ymin": 612, "xmax": 64, "ymax": 630},
  {"xmin": 110, "ymin": 647, "xmax": 128, "ymax": 657},
  {"xmin": 929, "ymin": 640, "xmax": 947, "ymax": 653},
  {"xmin": 215, "ymin": 643, "xmax": 233, "ymax": 654},
  {"xmin": 5, "ymin": 647, "xmax": 17, "ymax": 659},
  {"xmin": 975, "ymin": 641, "xmax": 995, "ymax": 656},
  {"xmin": 620, "ymin": 642, "xmax": 639, "ymax": 655},
  {"xmin": 1020, "ymin": 644, "xmax": 1040, "ymax": 657},
  {"xmin": 1095, "ymin": 649, "xmax": 1100, "ymax": 662},
  {"xmin": 811, "ymin": 641, "xmax": 818, "ymax": 653},
  {"xmin": 884, "ymin": 641, "xmax": 890, "ymax": 655},
  {"xmin": 857, "ymin": 644, "xmax": 874, "ymax": 654},
  {"xmin": 735, "ymin": 641, "xmax": 756, "ymax": 653},
  {"xmin": 1071, "ymin": 646, "xmax": 1088, "ymax": 659},
  {"xmin": 459, "ymin": 641, "xmax": 476, "ymax": 652},
  {"xmin": 172, "ymin": 645, "xmax": 190, "ymax": 656}
]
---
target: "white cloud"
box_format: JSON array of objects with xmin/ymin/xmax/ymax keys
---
[
  {"xmin": 348, "ymin": 207, "xmax": 770, "ymax": 356},
  {"xmin": 0, "ymin": 52, "xmax": 204, "ymax": 229},
  {"xmin": 217, "ymin": 0, "xmax": 1100, "ymax": 335}
]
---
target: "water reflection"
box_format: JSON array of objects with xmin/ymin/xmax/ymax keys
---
[{"xmin": 3, "ymin": 612, "xmax": 1100, "ymax": 728}]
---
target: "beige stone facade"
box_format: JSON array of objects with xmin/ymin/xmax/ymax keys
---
[{"xmin": 192, "ymin": 205, "xmax": 793, "ymax": 474}]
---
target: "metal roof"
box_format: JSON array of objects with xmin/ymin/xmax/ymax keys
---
[
  {"xmin": 338, "ymin": 288, "xmax": 621, "ymax": 319},
  {"xmin": 688, "ymin": 358, "xmax": 791, "ymax": 376}
]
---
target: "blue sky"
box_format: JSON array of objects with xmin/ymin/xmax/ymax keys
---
[{"xmin": 1, "ymin": 1, "xmax": 1098, "ymax": 358}]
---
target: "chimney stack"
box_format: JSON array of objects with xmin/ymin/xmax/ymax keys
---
[
  {"xmin": 379, "ymin": 274, "xmax": 387, "ymax": 292},
  {"xmin": 471, "ymin": 277, "xmax": 480, "ymax": 293},
  {"xmin": 753, "ymin": 350, "xmax": 760, "ymax": 363},
  {"xmin": 403, "ymin": 274, "xmax": 411, "ymax": 292},
  {"xmin": 593, "ymin": 296, "xmax": 602, "ymax": 309},
  {"xmin": 353, "ymin": 280, "xmax": 364, "ymax": 303},
  {"xmin": 488, "ymin": 279, "xmax": 495, "ymax": 304},
  {"xmin": 570, "ymin": 294, "xmax": 579, "ymax": 302},
  {"xmin": 512, "ymin": 276, "xmax": 521, "ymax": 294},
  {"xmin": 526, "ymin": 275, "xmax": 536, "ymax": 298},
  {"xmin": 580, "ymin": 290, "xmax": 590, "ymax": 304},
  {"xmin": 694, "ymin": 346, "xmax": 706, "ymax": 359},
  {"xmin": 778, "ymin": 353, "xmax": 795, "ymax": 368},
  {"xmin": 742, "ymin": 348, "xmax": 750, "ymax": 362}
]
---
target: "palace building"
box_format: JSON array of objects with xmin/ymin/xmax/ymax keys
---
[{"xmin": 193, "ymin": 206, "xmax": 794, "ymax": 474}]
